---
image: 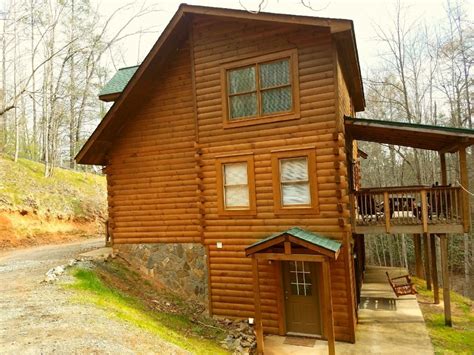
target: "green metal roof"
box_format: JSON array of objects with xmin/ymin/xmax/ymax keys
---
[
  {"xmin": 99, "ymin": 65, "xmax": 139, "ymax": 97},
  {"xmin": 345, "ymin": 116, "xmax": 474, "ymax": 137},
  {"xmin": 246, "ymin": 227, "xmax": 342, "ymax": 253}
]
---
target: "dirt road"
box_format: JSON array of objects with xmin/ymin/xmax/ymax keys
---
[{"xmin": 0, "ymin": 239, "xmax": 186, "ymax": 355}]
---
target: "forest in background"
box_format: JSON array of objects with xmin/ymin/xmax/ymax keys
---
[
  {"xmin": 0, "ymin": 0, "xmax": 158, "ymax": 175},
  {"xmin": 360, "ymin": 1, "xmax": 473, "ymax": 297},
  {"xmin": 0, "ymin": 1, "xmax": 472, "ymax": 295}
]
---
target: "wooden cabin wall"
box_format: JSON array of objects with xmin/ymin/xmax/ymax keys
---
[
  {"xmin": 192, "ymin": 16, "xmax": 356, "ymax": 342},
  {"xmin": 105, "ymin": 39, "xmax": 201, "ymax": 244},
  {"xmin": 336, "ymin": 55, "xmax": 358, "ymax": 334},
  {"xmin": 336, "ymin": 57, "xmax": 353, "ymax": 122}
]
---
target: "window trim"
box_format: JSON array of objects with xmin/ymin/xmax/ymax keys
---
[
  {"xmin": 221, "ymin": 49, "xmax": 300, "ymax": 129},
  {"xmin": 272, "ymin": 148, "xmax": 319, "ymax": 215},
  {"xmin": 216, "ymin": 154, "xmax": 256, "ymax": 216}
]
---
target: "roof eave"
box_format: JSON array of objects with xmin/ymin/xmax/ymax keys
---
[
  {"xmin": 333, "ymin": 26, "xmax": 365, "ymax": 112},
  {"xmin": 98, "ymin": 92, "xmax": 120, "ymax": 102},
  {"xmin": 180, "ymin": 4, "xmax": 354, "ymax": 33},
  {"xmin": 345, "ymin": 116, "xmax": 474, "ymax": 152},
  {"xmin": 77, "ymin": 5, "xmax": 366, "ymax": 165},
  {"xmin": 75, "ymin": 5, "xmax": 189, "ymax": 165}
]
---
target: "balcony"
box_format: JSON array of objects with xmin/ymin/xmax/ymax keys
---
[
  {"xmin": 345, "ymin": 116, "xmax": 473, "ymax": 236},
  {"xmin": 352, "ymin": 185, "xmax": 465, "ymax": 234}
]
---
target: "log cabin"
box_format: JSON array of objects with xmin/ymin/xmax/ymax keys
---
[{"xmin": 76, "ymin": 4, "xmax": 474, "ymax": 354}]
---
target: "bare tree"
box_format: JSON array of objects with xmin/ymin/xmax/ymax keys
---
[{"xmin": 0, "ymin": 0, "xmax": 159, "ymax": 176}]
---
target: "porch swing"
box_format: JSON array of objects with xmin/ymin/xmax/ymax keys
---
[{"xmin": 386, "ymin": 272, "xmax": 417, "ymax": 297}]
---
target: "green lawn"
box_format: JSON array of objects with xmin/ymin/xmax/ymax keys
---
[
  {"xmin": 413, "ymin": 277, "xmax": 474, "ymax": 354},
  {"xmin": 68, "ymin": 265, "xmax": 228, "ymax": 355}
]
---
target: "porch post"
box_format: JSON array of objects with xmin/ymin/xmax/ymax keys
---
[
  {"xmin": 322, "ymin": 259, "xmax": 336, "ymax": 355},
  {"xmin": 413, "ymin": 234, "xmax": 424, "ymax": 278},
  {"xmin": 430, "ymin": 234, "xmax": 439, "ymax": 304},
  {"xmin": 458, "ymin": 147, "xmax": 471, "ymax": 233},
  {"xmin": 439, "ymin": 234, "xmax": 452, "ymax": 326},
  {"xmin": 361, "ymin": 234, "xmax": 366, "ymax": 272},
  {"xmin": 423, "ymin": 233, "xmax": 432, "ymax": 290},
  {"xmin": 252, "ymin": 257, "xmax": 264, "ymax": 354},
  {"xmin": 439, "ymin": 152, "xmax": 447, "ymax": 185}
]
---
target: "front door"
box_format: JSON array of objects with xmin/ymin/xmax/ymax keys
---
[{"xmin": 283, "ymin": 261, "xmax": 322, "ymax": 336}]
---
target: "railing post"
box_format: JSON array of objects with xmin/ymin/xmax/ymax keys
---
[
  {"xmin": 421, "ymin": 189, "xmax": 428, "ymax": 233},
  {"xmin": 383, "ymin": 192, "xmax": 391, "ymax": 233},
  {"xmin": 439, "ymin": 152, "xmax": 447, "ymax": 186}
]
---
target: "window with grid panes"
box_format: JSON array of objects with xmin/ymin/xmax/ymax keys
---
[
  {"xmin": 223, "ymin": 162, "xmax": 249, "ymax": 209},
  {"xmin": 222, "ymin": 50, "xmax": 299, "ymax": 126},
  {"xmin": 279, "ymin": 157, "xmax": 310, "ymax": 206},
  {"xmin": 289, "ymin": 261, "xmax": 313, "ymax": 296}
]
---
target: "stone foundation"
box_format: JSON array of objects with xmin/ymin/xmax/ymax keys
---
[{"xmin": 114, "ymin": 243, "xmax": 208, "ymax": 306}]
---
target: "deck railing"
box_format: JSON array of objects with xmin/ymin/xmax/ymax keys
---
[{"xmin": 352, "ymin": 186, "xmax": 464, "ymax": 234}]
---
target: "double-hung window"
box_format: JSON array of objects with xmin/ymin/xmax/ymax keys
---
[
  {"xmin": 280, "ymin": 157, "xmax": 311, "ymax": 206},
  {"xmin": 223, "ymin": 162, "xmax": 249, "ymax": 209},
  {"xmin": 221, "ymin": 49, "xmax": 300, "ymax": 128},
  {"xmin": 272, "ymin": 148, "xmax": 319, "ymax": 214},
  {"xmin": 216, "ymin": 155, "xmax": 256, "ymax": 215}
]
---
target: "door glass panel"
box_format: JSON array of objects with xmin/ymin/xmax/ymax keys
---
[{"xmin": 289, "ymin": 261, "xmax": 312, "ymax": 296}]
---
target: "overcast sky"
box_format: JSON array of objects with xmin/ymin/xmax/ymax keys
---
[{"xmin": 95, "ymin": 0, "xmax": 469, "ymax": 73}]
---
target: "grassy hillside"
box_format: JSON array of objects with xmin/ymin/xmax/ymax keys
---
[
  {"xmin": 0, "ymin": 156, "xmax": 107, "ymax": 249},
  {"xmin": 0, "ymin": 156, "xmax": 106, "ymax": 220},
  {"xmin": 414, "ymin": 277, "xmax": 474, "ymax": 354},
  {"xmin": 69, "ymin": 261, "xmax": 228, "ymax": 354}
]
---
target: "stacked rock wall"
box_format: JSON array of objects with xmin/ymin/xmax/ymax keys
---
[{"xmin": 115, "ymin": 243, "xmax": 208, "ymax": 306}]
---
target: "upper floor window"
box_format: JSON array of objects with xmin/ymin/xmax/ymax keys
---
[
  {"xmin": 221, "ymin": 49, "xmax": 300, "ymax": 128},
  {"xmin": 272, "ymin": 148, "xmax": 319, "ymax": 214},
  {"xmin": 216, "ymin": 154, "xmax": 256, "ymax": 215}
]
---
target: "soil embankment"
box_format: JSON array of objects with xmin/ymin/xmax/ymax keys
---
[
  {"xmin": 0, "ymin": 156, "xmax": 107, "ymax": 250},
  {"xmin": 0, "ymin": 211, "xmax": 103, "ymax": 250}
]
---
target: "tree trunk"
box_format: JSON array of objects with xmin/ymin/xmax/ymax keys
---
[{"xmin": 30, "ymin": 0, "xmax": 38, "ymax": 160}]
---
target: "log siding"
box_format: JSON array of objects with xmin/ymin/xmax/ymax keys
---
[
  {"xmin": 104, "ymin": 15, "xmax": 358, "ymax": 343},
  {"xmin": 192, "ymin": 16, "xmax": 355, "ymax": 341},
  {"xmin": 106, "ymin": 40, "xmax": 201, "ymax": 244}
]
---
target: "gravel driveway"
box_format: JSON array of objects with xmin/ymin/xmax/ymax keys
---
[{"xmin": 0, "ymin": 239, "xmax": 187, "ymax": 355}]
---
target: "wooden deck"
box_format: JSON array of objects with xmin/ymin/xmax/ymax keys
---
[{"xmin": 352, "ymin": 186, "xmax": 465, "ymax": 234}]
